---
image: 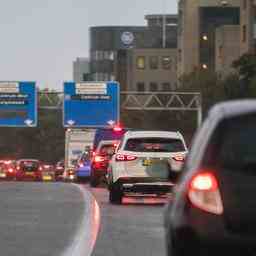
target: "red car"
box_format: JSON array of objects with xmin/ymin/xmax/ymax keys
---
[
  {"xmin": 0, "ymin": 160, "xmax": 16, "ymax": 180},
  {"xmin": 16, "ymin": 159, "xmax": 43, "ymax": 181}
]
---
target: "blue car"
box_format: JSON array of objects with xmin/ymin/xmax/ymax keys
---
[{"xmin": 75, "ymin": 150, "xmax": 92, "ymax": 181}]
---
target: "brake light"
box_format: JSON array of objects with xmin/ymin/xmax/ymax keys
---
[
  {"xmin": 39, "ymin": 166, "xmax": 43, "ymax": 171},
  {"xmin": 57, "ymin": 166, "xmax": 63, "ymax": 170},
  {"xmin": 17, "ymin": 166, "xmax": 20, "ymax": 171},
  {"xmin": 116, "ymin": 154, "xmax": 137, "ymax": 162},
  {"xmin": 188, "ymin": 171, "xmax": 223, "ymax": 215},
  {"xmin": 113, "ymin": 126, "xmax": 122, "ymax": 132},
  {"xmin": 172, "ymin": 155, "xmax": 185, "ymax": 162},
  {"xmin": 94, "ymin": 155, "xmax": 105, "ymax": 163},
  {"xmin": 8, "ymin": 168, "xmax": 14, "ymax": 173}
]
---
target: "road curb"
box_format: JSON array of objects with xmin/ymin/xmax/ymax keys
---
[{"xmin": 61, "ymin": 184, "xmax": 101, "ymax": 256}]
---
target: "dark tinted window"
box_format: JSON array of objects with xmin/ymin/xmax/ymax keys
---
[
  {"xmin": 99, "ymin": 145, "xmax": 116, "ymax": 156},
  {"xmin": 21, "ymin": 161, "xmax": 39, "ymax": 168},
  {"xmin": 203, "ymin": 114, "xmax": 256, "ymax": 169},
  {"xmin": 124, "ymin": 138, "xmax": 185, "ymax": 152}
]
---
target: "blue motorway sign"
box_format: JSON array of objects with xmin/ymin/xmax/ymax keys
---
[
  {"xmin": 63, "ymin": 82, "xmax": 120, "ymax": 127},
  {"xmin": 0, "ymin": 82, "xmax": 37, "ymax": 127}
]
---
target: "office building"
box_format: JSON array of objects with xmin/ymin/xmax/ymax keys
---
[
  {"xmin": 73, "ymin": 58, "xmax": 90, "ymax": 82},
  {"xmin": 178, "ymin": 0, "xmax": 240, "ymax": 78}
]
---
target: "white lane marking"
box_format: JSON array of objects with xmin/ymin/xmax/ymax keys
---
[{"xmin": 61, "ymin": 184, "xmax": 101, "ymax": 256}]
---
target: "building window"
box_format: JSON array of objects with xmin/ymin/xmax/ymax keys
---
[
  {"xmin": 136, "ymin": 56, "xmax": 146, "ymax": 69},
  {"xmin": 149, "ymin": 56, "xmax": 158, "ymax": 69},
  {"xmin": 218, "ymin": 46, "xmax": 223, "ymax": 59},
  {"xmin": 162, "ymin": 56, "xmax": 171, "ymax": 69},
  {"xmin": 149, "ymin": 82, "xmax": 158, "ymax": 91},
  {"xmin": 178, "ymin": 49, "xmax": 182, "ymax": 63},
  {"xmin": 162, "ymin": 82, "xmax": 171, "ymax": 91},
  {"xmin": 137, "ymin": 82, "xmax": 145, "ymax": 91},
  {"xmin": 242, "ymin": 25, "xmax": 247, "ymax": 42}
]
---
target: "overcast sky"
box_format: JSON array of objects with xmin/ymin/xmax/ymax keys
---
[{"xmin": 0, "ymin": 0, "xmax": 177, "ymax": 90}]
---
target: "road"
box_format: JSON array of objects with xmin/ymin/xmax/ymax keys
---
[
  {"xmin": 89, "ymin": 185, "xmax": 167, "ymax": 256},
  {"xmin": 0, "ymin": 182, "xmax": 99, "ymax": 256}
]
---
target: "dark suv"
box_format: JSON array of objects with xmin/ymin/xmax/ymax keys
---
[{"xmin": 164, "ymin": 100, "xmax": 256, "ymax": 256}]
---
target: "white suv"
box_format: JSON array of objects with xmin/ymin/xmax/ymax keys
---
[{"xmin": 107, "ymin": 131, "xmax": 188, "ymax": 204}]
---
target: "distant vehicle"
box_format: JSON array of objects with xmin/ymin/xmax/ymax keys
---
[
  {"xmin": 75, "ymin": 147, "xmax": 92, "ymax": 182},
  {"xmin": 164, "ymin": 100, "xmax": 256, "ymax": 256},
  {"xmin": 90, "ymin": 140, "xmax": 119, "ymax": 187},
  {"xmin": 64, "ymin": 129, "xmax": 95, "ymax": 182},
  {"xmin": 41, "ymin": 164, "xmax": 55, "ymax": 182},
  {"xmin": 0, "ymin": 160, "xmax": 16, "ymax": 180},
  {"xmin": 55, "ymin": 160, "xmax": 64, "ymax": 181},
  {"xmin": 107, "ymin": 130, "xmax": 188, "ymax": 204},
  {"xmin": 16, "ymin": 159, "xmax": 43, "ymax": 181},
  {"xmin": 92, "ymin": 126, "xmax": 130, "ymax": 152}
]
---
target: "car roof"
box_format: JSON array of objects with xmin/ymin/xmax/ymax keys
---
[
  {"xmin": 208, "ymin": 100, "xmax": 256, "ymax": 121},
  {"xmin": 123, "ymin": 130, "xmax": 184, "ymax": 140}
]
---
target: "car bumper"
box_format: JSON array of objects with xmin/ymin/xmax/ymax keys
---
[
  {"xmin": 76, "ymin": 168, "xmax": 91, "ymax": 178},
  {"xmin": 166, "ymin": 205, "xmax": 256, "ymax": 253},
  {"xmin": 116, "ymin": 177, "xmax": 174, "ymax": 194}
]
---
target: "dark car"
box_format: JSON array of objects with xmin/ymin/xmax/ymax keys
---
[
  {"xmin": 0, "ymin": 160, "xmax": 16, "ymax": 180},
  {"xmin": 90, "ymin": 140, "xmax": 118, "ymax": 187},
  {"xmin": 92, "ymin": 126, "xmax": 130, "ymax": 152},
  {"xmin": 55, "ymin": 160, "xmax": 64, "ymax": 181},
  {"xmin": 164, "ymin": 100, "xmax": 256, "ymax": 256},
  {"xmin": 16, "ymin": 159, "xmax": 43, "ymax": 181}
]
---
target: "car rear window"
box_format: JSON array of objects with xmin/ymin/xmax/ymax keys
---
[
  {"xmin": 99, "ymin": 145, "xmax": 116, "ymax": 156},
  {"xmin": 21, "ymin": 161, "xmax": 39, "ymax": 168},
  {"xmin": 124, "ymin": 138, "xmax": 185, "ymax": 152},
  {"xmin": 216, "ymin": 114, "xmax": 256, "ymax": 168},
  {"xmin": 203, "ymin": 114, "xmax": 256, "ymax": 169}
]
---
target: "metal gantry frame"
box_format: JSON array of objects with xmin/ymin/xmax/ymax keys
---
[{"xmin": 38, "ymin": 91, "xmax": 202, "ymax": 127}]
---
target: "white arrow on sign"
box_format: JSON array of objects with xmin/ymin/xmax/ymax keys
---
[
  {"xmin": 24, "ymin": 119, "xmax": 33, "ymax": 126},
  {"xmin": 67, "ymin": 120, "xmax": 75, "ymax": 126},
  {"xmin": 107, "ymin": 120, "xmax": 115, "ymax": 126}
]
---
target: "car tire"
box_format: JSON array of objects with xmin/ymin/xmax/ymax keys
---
[
  {"xmin": 109, "ymin": 183, "xmax": 123, "ymax": 204},
  {"xmin": 90, "ymin": 175, "xmax": 99, "ymax": 187}
]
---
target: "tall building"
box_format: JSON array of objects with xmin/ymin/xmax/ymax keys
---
[
  {"xmin": 73, "ymin": 58, "xmax": 90, "ymax": 82},
  {"xmin": 215, "ymin": 25, "xmax": 240, "ymax": 76},
  {"xmin": 178, "ymin": 0, "xmax": 240, "ymax": 78},
  {"xmin": 89, "ymin": 14, "xmax": 178, "ymax": 91},
  {"xmin": 126, "ymin": 48, "xmax": 177, "ymax": 91},
  {"xmin": 240, "ymin": 0, "xmax": 256, "ymax": 54}
]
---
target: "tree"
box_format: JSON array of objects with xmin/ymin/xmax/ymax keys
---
[{"xmin": 232, "ymin": 53, "xmax": 256, "ymax": 83}]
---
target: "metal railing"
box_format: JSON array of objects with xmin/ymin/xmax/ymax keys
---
[{"xmin": 39, "ymin": 91, "xmax": 202, "ymax": 127}]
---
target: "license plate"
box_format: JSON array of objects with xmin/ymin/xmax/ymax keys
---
[
  {"xmin": 43, "ymin": 175, "xmax": 52, "ymax": 181},
  {"xmin": 143, "ymin": 159, "xmax": 153, "ymax": 166},
  {"xmin": 25, "ymin": 172, "xmax": 34, "ymax": 176},
  {"xmin": 0, "ymin": 173, "xmax": 6, "ymax": 178}
]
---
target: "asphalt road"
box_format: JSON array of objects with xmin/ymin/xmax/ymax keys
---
[
  {"xmin": 0, "ymin": 182, "xmax": 99, "ymax": 256},
  {"xmin": 89, "ymin": 186, "xmax": 168, "ymax": 256}
]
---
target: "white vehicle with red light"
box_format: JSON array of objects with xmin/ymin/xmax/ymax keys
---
[{"xmin": 107, "ymin": 131, "xmax": 188, "ymax": 204}]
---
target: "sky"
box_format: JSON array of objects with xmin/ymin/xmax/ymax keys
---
[{"xmin": 0, "ymin": 0, "xmax": 177, "ymax": 90}]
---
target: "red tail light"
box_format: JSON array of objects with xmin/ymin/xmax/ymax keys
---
[
  {"xmin": 94, "ymin": 155, "xmax": 106, "ymax": 163},
  {"xmin": 113, "ymin": 126, "xmax": 123, "ymax": 132},
  {"xmin": 172, "ymin": 155, "xmax": 185, "ymax": 162},
  {"xmin": 39, "ymin": 166, "xmax": 43, "ymax": 171},
  {"xmin": 8, "ymin": 168, "xmax": 14, "ymax": 173},
  {"xmin": 188, "ymin": 171, "xmax": 223, "ymax": 215},
  {"xmin": 17, "ymin": 166, "xmax": 20, "ymax": 171},
  {"xmin": 116, "ymin": 154, "xmax": 137, "ymax": 162}
]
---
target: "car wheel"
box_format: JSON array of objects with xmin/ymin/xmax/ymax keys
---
[
  {"xmin": 109, "ymin": 183, "xmax": 123, "ymax": 204},
  {"xmin": 90, "ymin": 175, "xmax": 99, "ymax": 187}
]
